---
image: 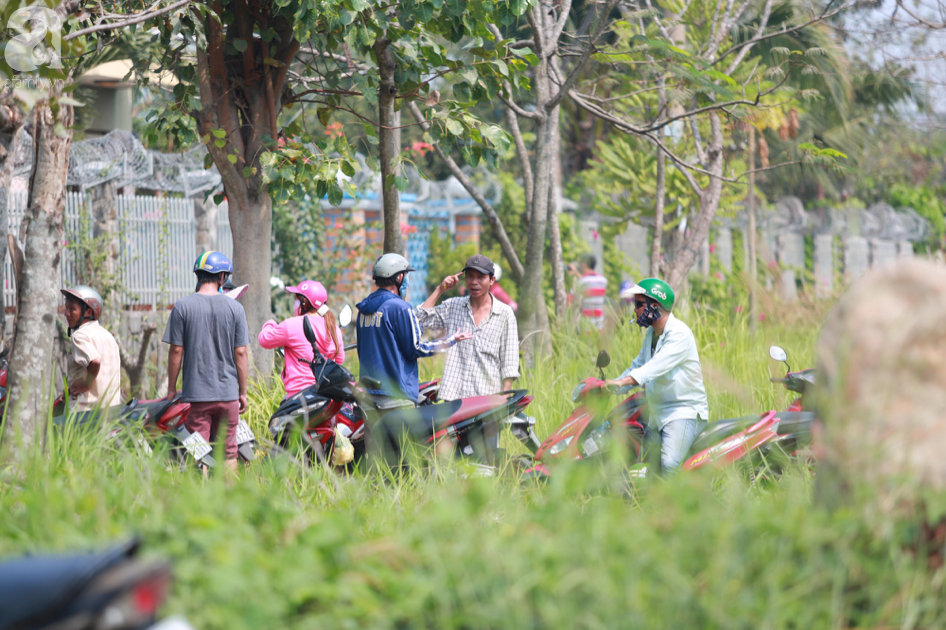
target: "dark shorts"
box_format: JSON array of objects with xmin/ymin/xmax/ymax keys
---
[{"xmin": 186, "ymin": 400, "xmax": 240, "ymax": 460}]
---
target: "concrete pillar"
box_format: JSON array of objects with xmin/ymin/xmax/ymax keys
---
[
  {"xmin": 814, "ymin": 234, "xmax": 834, "ymax": 297},
  {"xmin": 843, "ymin": 236, "xmax": 869, "ymax": 284},
  {"xmin": 716, "ymin": 228, "xmax": 733, "ymax": 273},
  {"xmin": 870, "ymin": 239, "xmax": 897, "ymax": 269},
  {"xmin": 613, "ymin": 221, "xmax": 650, "ymax": 277},
  {"xmin": 777, "ymin": 232, "xmax": 804, "ymax": 301},
  {"xmin": 89, "ymin": 180, "xmax": 119, "ymax": 282}
]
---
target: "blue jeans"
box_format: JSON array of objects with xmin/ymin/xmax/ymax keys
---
[{"xmin": 660, "ymin": 417, "xmax": 707, "ymax": 475}]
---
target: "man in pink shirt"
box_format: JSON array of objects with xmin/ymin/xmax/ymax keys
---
[{"xmin": 258, "ymin": 280, "xmax": 345, "ymax": 398}]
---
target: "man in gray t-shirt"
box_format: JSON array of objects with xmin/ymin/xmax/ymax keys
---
[{"xmin": 163, "ymin": 251, "xmax": 249, "ymax": 469}]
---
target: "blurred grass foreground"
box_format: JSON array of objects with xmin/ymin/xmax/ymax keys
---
[{"xmin": 3, "ymin": 281, "xmax": 946, "ymax": 630}]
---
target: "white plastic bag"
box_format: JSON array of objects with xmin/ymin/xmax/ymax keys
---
[{"xmin": 331, "ymin": 426, "xmax": 355, "ymax": 466}]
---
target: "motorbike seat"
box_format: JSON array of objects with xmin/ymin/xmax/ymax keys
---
[
  {"xmin": 0, "ymin": 540, "xmax": 139, "ymax": 629},
  {"xmin": 689, "ymin": 415, "xmax": 758, "ymax": 454},
  {"xmin": 378, "ymin": 394, "xmax": 508, "ymax": 441}
]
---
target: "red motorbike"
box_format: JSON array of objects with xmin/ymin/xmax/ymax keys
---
[
  {"xmin": 270, "ymin": 311, "xmax": 539, "ymax": 472},
  {"xmin": 523, "ymin": 347, "xmax": 817, "ymax": 479},
  {"xmin": 51, "ymin": 392, "xmax": 257, "ymax": 468}
]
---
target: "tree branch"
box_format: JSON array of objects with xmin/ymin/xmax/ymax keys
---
[
  {"xmin": 407, "ymin": 101, "xmax": 525, "ymax": 283},
  {"xmin": 547, "ymin": 0, "xmax": 620, "ymax": 111},
  {"xmin": 64, "ymin": 0, "xmax": 192, "ymax": 40}
]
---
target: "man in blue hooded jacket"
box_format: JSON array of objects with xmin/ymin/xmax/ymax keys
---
[{"xmin": 356, "ymin": 253, "xmax": 471, "ymax": 410}]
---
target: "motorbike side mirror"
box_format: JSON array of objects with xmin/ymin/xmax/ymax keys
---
[
  {"xmin": 595, "ymin": 350, "xmax": 611, "ymax": 369},
  {"xmin": 339, "ymin": 304, "xmax": 353, "ymax": 328},
  {"xmin": 769, "ymin": 345, "xmax": 790, "ymax": 372}
]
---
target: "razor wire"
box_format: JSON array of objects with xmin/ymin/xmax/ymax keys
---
[{"xmin": 11, "ymin": 128, "xmax": 221, "ymax": 194}]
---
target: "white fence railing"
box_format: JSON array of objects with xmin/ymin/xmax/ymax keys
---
[{"xmin": 4, "ymin": 193, "xmax": 233, "ymax": 310}]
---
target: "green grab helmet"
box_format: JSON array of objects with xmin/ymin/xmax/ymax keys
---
[{"xmin": 633, "ymin": 278, "xmax": 675, "ymax": 311}]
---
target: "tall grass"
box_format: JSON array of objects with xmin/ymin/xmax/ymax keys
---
[{"xmin": 3, "ymin": 306, "xmax": 943, "ymax": 630}]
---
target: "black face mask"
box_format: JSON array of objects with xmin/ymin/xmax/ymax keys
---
[{"xmin": 635, "ymin": 303, "xmax": 662, "ymax": 328}]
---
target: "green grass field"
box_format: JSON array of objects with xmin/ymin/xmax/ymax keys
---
[{"xmin": 3, "ymin": 304, "xmax": 943, "ymax": 629}]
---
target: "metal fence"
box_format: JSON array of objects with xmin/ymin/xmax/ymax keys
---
[{"xmin": 4, "ymin": 193, "xmax": 233, "ymax": 310}]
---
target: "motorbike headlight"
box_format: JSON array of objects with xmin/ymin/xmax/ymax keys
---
[
  {"xmin": 571, "ymin": 383, "xmax": 585, "ymax": 402},
  {"xmin": 548, "ymin": 436, "xmax": 573, "ymax": 455}
]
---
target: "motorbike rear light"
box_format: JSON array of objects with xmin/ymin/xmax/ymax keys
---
[
  {"xmin": 132, "ymin": 573, "xmax": 168, "ymax": 616},
  {"xmin": 97, "ymin": 565, "xmax": 171, "ymax": 630}
]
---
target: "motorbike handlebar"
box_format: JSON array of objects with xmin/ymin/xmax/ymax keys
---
[
  {"xmin": 770, "ymin": 377, "xmax": 790, "ymax": 384},
  {"xmin": 344, "ymin": 342, "xmax": 358, "ymax": 351}
]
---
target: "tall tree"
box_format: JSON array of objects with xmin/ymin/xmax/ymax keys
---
[{"xmin": 568, "ymin": 0, "xmax": 852, "ymax": 290}]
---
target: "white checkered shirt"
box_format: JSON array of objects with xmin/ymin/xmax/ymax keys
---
[{"xmin": 416, "ymin": 295, "xmax": 520, "ymax": 400}]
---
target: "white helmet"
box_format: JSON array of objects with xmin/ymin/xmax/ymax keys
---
[
  {"xmin": 372, "ymin": 253, "xmax": 415, "ymax": 280},
  {"xmin": 493, "ymin": 263, "xmax": 502, "ymax": 281}
]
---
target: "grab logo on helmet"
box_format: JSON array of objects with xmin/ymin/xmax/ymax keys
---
[{"xmin": 650, "ymin": 288, "xmax": 667, "ymax": 301}]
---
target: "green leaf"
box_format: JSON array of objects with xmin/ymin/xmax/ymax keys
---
[
  {"xmin": 394, "ymin": 176, "xmax": 409, "ymax": 191},
  {"xmin": 242, "ymin": 166, "xmax": 257, "ymax": 178},
  {"xmin": 214, "ymin": 138, "xmax": 226, "ymax": 148},
  {"xmin": 445, "ymin": 119, "xmax": 463, "ymax": 136},
  {"xmin": 328, "ymin": 183, "xmax": 344, "ymax": 206},
  {"xmin": 227, "ymin": 154, "xmax": 238, "ymax": 164},
  {"xmin": 213, "ymin": 193, "xmax": 225, "ymax": 204},
  {"xmin": 340, "ymin": 160, "xmax": 356, "ymax": 177},
  {"xmin": 232, "ymin": 38, "xmax": 248, "ymax": 53},
  {"xmin": 317, "ymin": 108, "xmax": 332, "ymax": 126},
  {"xmin": 212, "ymin": 128, "xmax": 226, "ymax": 138}
]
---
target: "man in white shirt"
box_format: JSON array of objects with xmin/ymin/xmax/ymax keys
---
[
  {"xmin": 603, "ymin": 278, "xmax": 709, "ymax": 474},
  {"xmin": 61, "ymin": 285, "xmax": 122, "ymax": 411}
]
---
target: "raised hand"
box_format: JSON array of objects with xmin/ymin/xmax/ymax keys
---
[
  {"xmin": 454, "ymin": 330, "xmax": 473, "ymax": 342},
  {"xmin": 440, "ymin": 272, "xmax": 464, "ymax": 292}
]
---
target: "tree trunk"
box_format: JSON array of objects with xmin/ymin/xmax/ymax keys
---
[
  {"xmin": 747, "ymin": 125, "xmax": 758, "ymax": 332},
  {"xmin": 650, "ymin": 80, "xmax": 667, "ymax": 278},
  {"xmin": 666, "ymin": 111, "xmax": 724, "ymax": 289},
  {"xmin": 119, "ymin": 324, "xmax": 156, "ymax": 398},
  {"xmin": 3, "ymin": 101, "xmax": 73, "ymax": 458},
  {"xmin": 375, "ymin": 38, "xmax": 404, "ymax": 256},
  {"xmin": 548, "ymin": 104, "xmax": 567, "ymax": 320},
  {"xmin": 227, "ymin": 191, "xmax": 272, "ymax": 371},
  {"xmin": 518, "ymin": 65, "xmax": 555, "ymax": 363}
]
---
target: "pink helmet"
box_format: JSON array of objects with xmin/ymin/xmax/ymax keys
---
[{"xmin": 286, "ymin": 280, "xmax": 328, "ymax": 313}]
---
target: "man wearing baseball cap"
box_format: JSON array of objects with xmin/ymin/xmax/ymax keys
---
[
  {"xmin": 418, "ymin": 254, "xmax": 521, "ymax": 445},
  {"xmin": 602, "ymin": 278, "xmax": 709, "ymax": 474}
]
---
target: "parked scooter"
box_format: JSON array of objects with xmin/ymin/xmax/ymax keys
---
[
  {"xmin": 0, "ymin": 539, "xmax": 197, "ymax": 630},
  {"xmin": 524, "ymin": 347, "xmax": 817, "ymax": 479},
  {"xmin": 51, "ymin": 391, "xmax": 257, "ymax": 469},
  {"xmin": 269, "ymin": 306, "xmax": 540, "ymax": 472}
]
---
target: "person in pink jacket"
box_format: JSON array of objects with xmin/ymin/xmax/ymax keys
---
[{"xmin": 258, "ymin": 280, "xmax": 345, "ymax": 398}]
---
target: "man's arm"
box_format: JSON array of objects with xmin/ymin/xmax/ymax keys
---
[
  {"xmin": 166, "ymin": 344, "xmax": 184, "ymax": 399},
  {"xmin": 627, "ymin": 332, "xmax": 692, "ymax": 384},
  {"xmin": 69, "ymin": 359, "xmax": 101, "ymax": 395},
  {"xmin": 500, "ymin": 311, "xmax": 520, "ymax": 390},
  {"xmin": 417, "ymin": 273, "xmax": 462, "ymax": 332},
  {"xmin": 604, "ymin": 331, "xmax": 650, "ymax": 389},
  {"xmin": 397, "ymin": 309, "xmax": 470, "ymax": 360},
  {"xmin": 234, "ymin": 346, "xmax": 248, "ymax": 413}
]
